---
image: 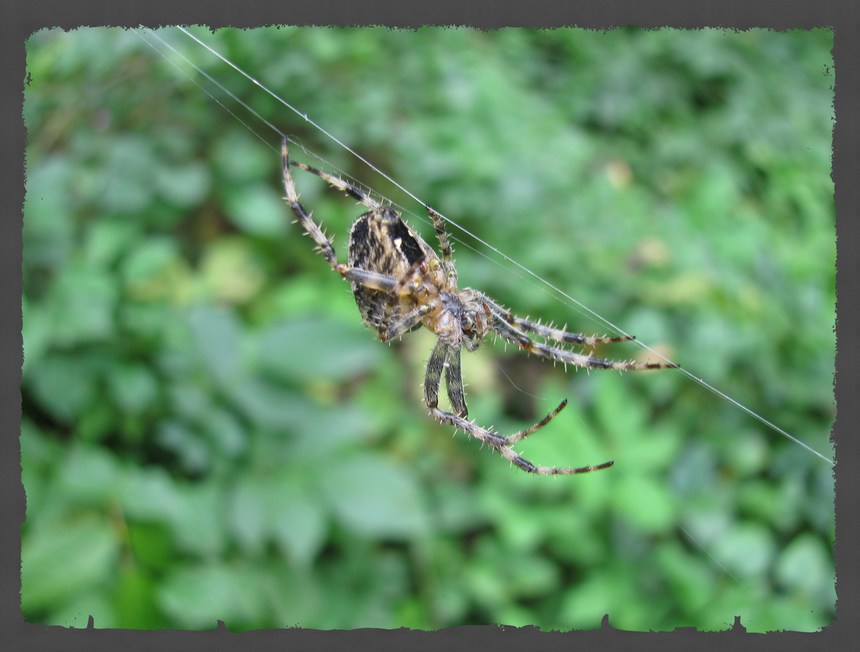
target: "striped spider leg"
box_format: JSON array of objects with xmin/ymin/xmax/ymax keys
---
[
  {"xmin": 484, "ymin": 297, "xmax": 677, "ymax": 372},
  {"xmin": 424, "ymin": 338, "xmax": 615, "ymax": 475}
]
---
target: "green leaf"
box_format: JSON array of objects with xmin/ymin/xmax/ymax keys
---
[
  {"xmin": 612, "ymin": 473, "xmax": 676, "ymax": 534},
  {"xmin": 227, "ymin": 378, "xmax": 310, "ymax": 433},
  {"xmin": 289, "ymin": 403, "xmax": 379, "ymax": 456},
  {"xmin": 118, "ymin": 467, "xmax": 183, "ymax": 524},
  {"xmin": 464, "ymin": 559, "xmax": 509, "ymax": 611},
  {"xmin": 27, "ymin": 353, "xmax": 98, "ymax": 422},
  {"xmin": 213, "ymin": 131, "xmax": 273, "ymax": 182},
  {"xmin": 156, "ymin": 421, "xmax": 210, "ymax": 474},
  {"xmin": 108, "ymin": 363, "xmax": 159, "ymax": 413},
  {"xmin": 154, "ymin": 162, "xmax": 210, "ymax": 207},
  {"xmin": 115, "ymin": 566, "xmax": 162, "ymax": 629},
  {"xmin": 98, "ymin": 136, "xmax": 156, "ymax": 213},
  {"xmin": 157, "ymin": 564, "xmax": 266, "ymax": 629},
  {"xmin": 54, "ymin": 444, "xmax": 122, "ymax": 506},
  {"xmin": 168, "ymin": 483, "xmax": 228, "ymax": 558},
  {"xmin": 23, "ymin": 155, "xmax": 75, "ymax": 269},
  {"xmin": 615, "ymin": 424, "xmax": 682, "ymax": 474},
  {"xmin": 655, "ymin": 542, "xmax": 715, "ymax": 616},
  {"xmin": 558, "ymin": 571, "xmax": 617, "ymax": 629},
  {"xmin": 44, "ymin": 590, "xmax": 117, "ymax": 629},
  {"xmin": 187, "ymin": 304, "xmax": 244, "ymax": 384},
  {"xmin": 222, "ymin": 183, "xmax": 287, "ymax": 236},
  {"xmin": 269, "ymin": 478, "xmax": 327, "ymax": 566},
  {"xmin": 255, "ymin": 316, "xmax": 382, "ymax": 382},
  {"xmin": 49, "ymin": 262, "xmax": 118, "ymax": 346},
  {"xmin": 592, "ymin": 373, "xmax": 647, "ymax": 444},
  {"xmin": 712, "ymin": 522, "xmax": 775, "ymax": 578},
  {"xmin": 227, "ymin": 478, "xmax": 269, "ymax": 555},
  {"xmin": 775, "ymin": 534, "xmax": 834, "ymax": 596},
  {"xmin": 505, "ymin": 554, "xmax": 559, "ymax": 597},
  {"xmin": 125, "ymin": 521, "xmax": 174, "ymax": 573},
  {"xmin": 321, "ymin": 453, "xmax": 430, "ymax": 539},
  {"xmin": 169, "ymin": 382, "xmax": 212, "ymax": 422},
  {"xmin": 203, "ymin": 407, "xmax": 247, "ymax": 458},
  {"xmin": 121, "ymin": 237, "xmax": 182, "ymax": 293},
  {"xmin": 22, "ymin": 299, "xmax": 52, "ymax": 376},
  {"xmin": 22, "ymin": 518, "xmax": 120, "ymax": 613},
  {"xmin": 83, "ymin": 219, "xmax": 141, "ymax": 268},
  {"xmin": 199, "ymin": 238, "xmax": 266, "ymax": 303}
]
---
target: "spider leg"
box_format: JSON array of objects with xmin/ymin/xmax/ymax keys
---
[
  {"xmin": 502, "ymin": 398, "xmax": 569, "ymax": 445},
  {"xmin": 424, "ymin": 338, "xmax": 449, "ymax": 412},
  {"xmin": 444, "ymin": 346, "xmax": 468, "ymax": 418},
  {"xmin": 285, "ymin": 143, "xmax": 382, "ymax": 212},
  {"xmin": 281, "ymin": 138, "xmax": 399, "ymax": 292},
  {"xmin": 424, "ymin": 339, "xmax": 612, "ymax": 475},
  {"xmin": 340, "ymin": 268, "xmax": 399, "ymax": 292},
  {"xmin": 433, "ymin": 408, "xmax": 614, "ymax": 475},
  {"xmin": 380, "ymin": 304, "xmax": 432, "ymax": 342},
  {"xmin": 483, "ymin": 296, "xmax": 632, "ymax": 346},
  {"xmin": 490, "ymin": 310, "xmax": 678, "ymax": 371},
  {"xmin": 426, "ymin": 206, "xmax": 458, "ymax": 284},
  {"xmin": 378, "ymin": 256, "xmax": 428, "ymax": 327}
]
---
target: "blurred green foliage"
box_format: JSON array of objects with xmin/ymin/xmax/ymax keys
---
[{"xmin": 22, "ymin": 27, "xmax": 835, "ymax": 632}]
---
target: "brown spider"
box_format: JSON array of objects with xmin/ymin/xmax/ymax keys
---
[{"xmin": 280, "ymin": 137, "xmax": 676, "ymax": 475}]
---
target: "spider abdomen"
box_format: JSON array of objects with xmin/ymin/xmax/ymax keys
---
[{"xmin": 347, "ymin": 208, "xmax": 438, "ymax": 331}]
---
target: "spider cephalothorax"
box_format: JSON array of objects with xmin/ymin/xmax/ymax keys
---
[{"xmin": 281, "ymin": 137, "xmax": 676, "ymax": 475}]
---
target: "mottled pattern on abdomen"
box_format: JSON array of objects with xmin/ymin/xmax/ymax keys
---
[{"xmin": 347, "ymin": 208, "xmax": 435, "ymax": 330}]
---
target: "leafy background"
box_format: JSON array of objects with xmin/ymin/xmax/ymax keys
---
[{"xmin": 22, "ymin": 27, "xmax": 835, "ymax": 632}]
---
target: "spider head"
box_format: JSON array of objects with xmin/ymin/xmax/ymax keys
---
[
  {"xmin": 437, "ymin": 289, "xmax": 491, "ymax": 352},
  {"xmin": 457, "ymin": 308, "xmax": 485, "ymax": 351}
]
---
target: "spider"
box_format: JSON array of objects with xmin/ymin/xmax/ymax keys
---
[{"xmin": 280, "ymin": 137, "xmax": 677, "ymax": 475}]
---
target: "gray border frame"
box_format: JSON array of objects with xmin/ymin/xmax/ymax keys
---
[{"xmin": 5, "ymin": 1, "xmax": 855, "ymax": 649}]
